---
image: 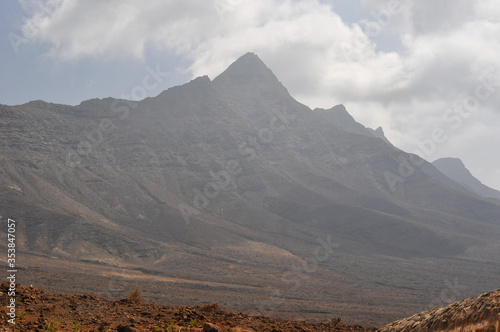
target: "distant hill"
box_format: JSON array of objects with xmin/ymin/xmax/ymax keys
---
[{"xmin": 432, "ymin": 157, "xmax": 500, "ymax": 200}]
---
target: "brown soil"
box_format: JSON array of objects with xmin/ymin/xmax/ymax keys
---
[{"xmin": 0, "ymin": 282, "xmax": 375, "ymax": 332}]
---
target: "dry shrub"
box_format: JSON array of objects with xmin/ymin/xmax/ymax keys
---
[
  {"xmin": 330, "ymin": 317, "xmax": 342, "ymax": 325},
  {"xmin": 127, "ymin": 289, "xmax": 142, "ymax": 303},
  {"xmin": 199, "ymin": 302, "xmax": 223, "ymax": 313}
]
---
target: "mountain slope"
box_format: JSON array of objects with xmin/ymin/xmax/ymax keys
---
[{"xmin": 1, "ymin": 52, "xmax": 500, "ymax": 325}]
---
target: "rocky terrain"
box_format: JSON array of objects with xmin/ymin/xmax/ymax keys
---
[
  {"xmin": 379, "ymin": 288, "xmax": 500, "ymax": 332},
  {"xmin": 1, "ymin": 283, "xmax": 499, "ymax": 331},
  {"xmin": 0, "ymin": 282, "xmax": 373, "ymax": 331},
  {"xmin": 1, "ymin": 53, "xmax": 500, "ymax": 326}
]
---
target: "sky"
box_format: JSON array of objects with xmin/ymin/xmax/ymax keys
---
[{"xmin": 1, "ymin": 0, "xmax": 499, "ymax": 191}]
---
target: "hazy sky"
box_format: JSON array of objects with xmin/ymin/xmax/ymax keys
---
[{"xmin": 1, "ymin": 0, "xmax": 500, "ymax": 190}]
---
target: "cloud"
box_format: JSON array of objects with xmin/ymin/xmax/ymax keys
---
[
  {"xmin": 409, "ymin": 0, "xmax": 476, "ymax": 35},
  {"xmin": 20, "ymin": 0, "xmax": 500, "ymax": 105},
  {"xmin": 25, "ymin": 0, "xmax": 220, "ymax": 60}
]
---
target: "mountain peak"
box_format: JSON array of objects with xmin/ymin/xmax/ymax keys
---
[
  {"xmin": 231, "ymin": 52, "xmax": 266, "ymax": 68},
  {"xmin": 433, "ymin": 157, "xmax": 500, "ymax": 199},
  {"xmin": 315, "ymin": 104, "xmax": 373, "ymax": 136},
  {"xmin": 434, "ymin": 157, "xmax": 464, "ymax": 167},
  {"xmin": 432, "ymin": 158, "xmax": 471, "ymax": 179},
  {"xmin": 331, "ymin": 104, "xmax": 348, "ymax": 113},
  {"xmin": 314, "ymin": 104, "xmax": 393, "ymax": 145},
  {"xmin": 213, "ymin": 52, "xmax": 282, "ymax": 87},
  {"xmin": 239, "ymin": 51, "xmax": 261, "ymax": 61}
]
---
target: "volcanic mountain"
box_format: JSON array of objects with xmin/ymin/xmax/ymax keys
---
[{"xmin": 1, "ymin": 53, "xmax": 499, "ymax": 326}]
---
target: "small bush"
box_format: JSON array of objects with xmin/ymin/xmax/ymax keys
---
[
  {"xmin": 45, "ymin": 321, "xmax": 60, "ymax": 332},
  {"xmin": 330, "ymin": 317, "xmax": 342, "ymax": 324},
  {"xmin": 189, "ymin": 318, "xmax": 198, "ymax": 328},
  {"xmin": 70, "ymin": 323, "xmax": 81, "ymax": 331},
  {"xmin": 15, "ymin": 311, "xmax": 26, "ymax": 322},
  {"xmin": 199, "ymin": 302, "xmax": 223, "ymax": 313},
  {"xmin": 69, "ymin": 323, "xmax": 81, "ymax": 332},
  {"xmin": 127, "ymin": 288, "xmax": 143, "ymax": 303}
]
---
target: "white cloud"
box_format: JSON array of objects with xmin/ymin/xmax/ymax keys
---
[{"xmin": 25, "ymin": 0, "xmax": 220, "ymax": 60}]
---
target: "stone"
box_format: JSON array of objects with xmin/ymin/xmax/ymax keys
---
[{"xmin": 203, "ymin": 322, "xmax": 221, "ymax": 332}]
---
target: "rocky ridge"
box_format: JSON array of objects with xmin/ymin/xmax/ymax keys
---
[{"xmin": 378, "ymin": 288, "xmax": 500, "ymax": 332}]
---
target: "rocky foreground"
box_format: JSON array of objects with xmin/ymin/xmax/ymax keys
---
[
  {"xmin": 378, "ymin": 288, "xmax": 500, "ymax": 332},
  {"xmin": 0, "ymin": 282, "xmax": 373, "ymax": 332},
  {"xmin": 2, "ymin": 282, "xmax": 500, "ymax": 332}
]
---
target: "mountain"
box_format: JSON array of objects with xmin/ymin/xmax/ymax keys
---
[
  {"xmin": 1, "ymin": 52, "xmax": 500, "ymax": 326},
  {"xmin": 432, "ymin": 157, "xmax": 500, "ymax": 200}
]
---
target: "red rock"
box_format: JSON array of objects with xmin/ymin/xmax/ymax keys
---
[{"xmin": 203, "ymin": 322, "xmax": 221, "ymax": 332}]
